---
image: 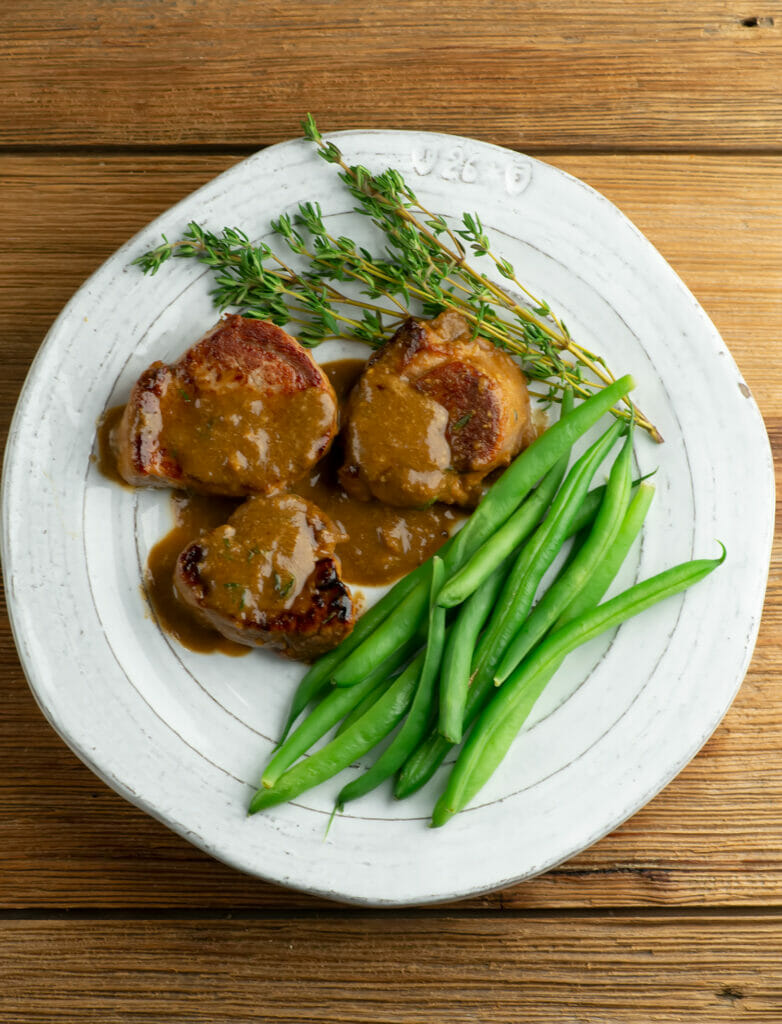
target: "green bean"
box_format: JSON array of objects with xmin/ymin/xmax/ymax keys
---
[
  {"xmin": 331, "ymin": 377, "xmax": 634, "ymax": 688},
  {"xmin": 331, "ymin": 579, "xmax": 430, "ymax": 687},
  {"xmin": 394, "ymin": 484, "xmax": 655, "ymax": 801},
  {"xmin": 431, "ymin": 542, "xmax": 726, "ymax": 827},
  {"xmin": 277, "ymin": 550, "xmax": 444, "ymax": 739},
  {"xmin": 347, "ymin": 437, "xmax": 565, "ymax": 695},
  {"xmin": 566, "ymin": 469, "xmax": 654, "ymax": 538},
  {"xmin": 249, "ymin": 650, "xmax": 425, "ymax": 814},
  {"xmin": 555, "ymin": 484, "xmax": 655, "ymax": 628},
  {"xmin": 468, "ymin": 418, "xmax": 624, "ymax": 695},
  {"xmin": 444, "ymin": 376, "xmax": 634, "ymax": 575},
  {"xmin": 335, "ymin": 674, "xmax": 396, "ymax": 737},
  {"xmin": 261, "ymin": 637, "xmax": 418, "ymax": 788},
  {"xmin": 437, "ymin": 392, "xmax": 575, "ymax": 610},
  {"xmin": 493, "ymin": 425, "xmax": 635, "ymax": 686},
  {"xmin": 436, "ymin": 437, "xmax": 574, "ymax": 740},
  {"xmin": 438, "ymin": 559, "xmax": 513, "ymax": 744},
  {"xmin": 335, "ymin": 557, "xmax": 448, "ymax": 809},
  {"xmin": 556, "ymin": 526, "xmax": 591, "ymax": 578}
]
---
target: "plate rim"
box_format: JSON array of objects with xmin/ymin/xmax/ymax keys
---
[{"xmin": 2, "ymin": 128, "xmax": 775, "ymax": 906}]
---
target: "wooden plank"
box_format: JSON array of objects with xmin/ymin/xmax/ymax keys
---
[
  {"xmin": 2, "ymin": 913, "xmax": 781, "ymax": 1021},
  {"xmin": 1, "ymin": 153, "xmax": 780, "ymax": 909},
  {"xmin": 2, "ymin": 152, "xmax": 781, "ymax": 420},
  {"xmin": 2, "ymin": 1, "xmax": 782, "ymax": 150}
]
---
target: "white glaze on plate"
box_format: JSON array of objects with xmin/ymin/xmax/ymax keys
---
[{"xmin": 1, "ymin": 131, "xmax": 774, "ymax": 905}]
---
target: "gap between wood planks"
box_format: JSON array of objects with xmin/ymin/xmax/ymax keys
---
[
  {"xmin": 3, "ymin": 906, "xmax": 782, "ymax": 921},
  {"xmin": 3, "ymin": 143, "xmax": 782, "ymax": 158}
]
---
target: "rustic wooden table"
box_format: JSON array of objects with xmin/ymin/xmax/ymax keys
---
[{"xmin": 2, "ymin": 2, "xmax": 781, "ymax": 1020}]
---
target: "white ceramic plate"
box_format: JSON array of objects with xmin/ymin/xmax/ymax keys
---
[{"xmin": 2, "ymin": 131, "xmax": 773, "ymax": 906}]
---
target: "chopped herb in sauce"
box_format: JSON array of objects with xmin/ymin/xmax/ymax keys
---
[
  {"xmin": 223, "ymin": 581, "xmax": 245, "ymax": 610},
  {"xmin": 273, "ymin": 572, "xmax": 295, "ymax": 598}
]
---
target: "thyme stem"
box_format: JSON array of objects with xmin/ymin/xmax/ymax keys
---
[{"xmin": 132, "ymin": 119, "xmax": 662, "ymax": 442}]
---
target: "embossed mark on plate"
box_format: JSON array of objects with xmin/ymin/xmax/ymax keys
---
[{"xmin": 411, "ymin": 145, "xmax": 532, "ymax": 196}]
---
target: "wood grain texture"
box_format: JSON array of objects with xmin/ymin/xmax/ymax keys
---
[
  {"xmin": 2, "ymin": 913, "xmax": 782, "ymax": 1022},
  {"xmin": 4, "ymin": 4, "xmax": 782, "ymax": 1016},
  {"xmin": 1, "ymin": 152, "xmax": 780, "ymax": 909},
  {"xmin": 2, "ymin": 1, "xmax": 782, "ymax": 150}
]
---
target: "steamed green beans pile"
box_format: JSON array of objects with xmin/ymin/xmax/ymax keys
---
[{"xmin": 248, "ymin": 378, "xmax": 724, "ymax": 824}]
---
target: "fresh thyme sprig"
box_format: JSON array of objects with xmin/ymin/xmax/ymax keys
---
[
  {"xmin": 300, "ymin": 114, "xmax": 661, "ymax": 442},
  {"xmin": 133, "ymin": 223, "xmax": 406, "ymax": 348},
  {"xmin": 132, "ymin": 117, "xmax": 661, "ymax": 441}
]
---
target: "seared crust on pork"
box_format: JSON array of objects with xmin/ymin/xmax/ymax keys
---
[
  {"xmin": 174, "ymin": 494, "xmax": 355, "ymax": 661},
  {"xmin": 114, "ymin": 316, "xmax": 338, "ymax": 496},
  {"xmin": 339, "ymin": 312, "xmax": 533, "ymax": 508}
]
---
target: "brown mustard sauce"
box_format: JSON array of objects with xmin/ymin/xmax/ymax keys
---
[
  {"xmin": 96, "ymin": 406, "xmax": 132, "ymax": 487},
  {"xmin": 322, "ymin": 358, "xmax": 365, "ymax": 403},
  {"xmin": 95, "ymin": 357, "xmax": 462, "ymax": 653},
  {"xmin": 342, "ymin": 369, "xmax": 452, "ymax": 507},
  {"xmin": 145, "ymin": 493, "xmax": 249, "ymax": 656},
  {"xmin": 298, "ymin": 359, "xmax": 463, "ymax": 586},
  {"xmin": 195, "ymin": 494, "xmax": 337, "ymax": 620},
  {"xmin": 158, "ymin": 382, "xmax": 336, "ymax": 495}
]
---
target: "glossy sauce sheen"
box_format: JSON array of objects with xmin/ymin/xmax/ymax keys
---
[
  {"xmin": 338, "ymin": 313, "xmax": 534, "ymax": 508},
  {"xmin": 297, "ymin": 360, "xmax": 462, "ymax": 586},
  {"xmin": 97, "ymin": 357, "xmax": 461, "ymax": 654},
  {"xmin": 157, "ymin": 382, "xmax": 335, "ymax": 495},
  {"xmin": 342, "ymin": 371, "xmax": 451, "ymax": 502},
  {"xmin": 145, "ymin": 493, "xmax": 248, "ymax": 656},
  {"xmin": 111, "ymin": 316, "xmax": 339, "ymax": 496},
  {"xmin": 192, "ymin": 494, "xmax": 341, "ymax": 618},
  {"xmin": 96, "ymin": 405, "xmax": 131, "ymax": 487}
]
